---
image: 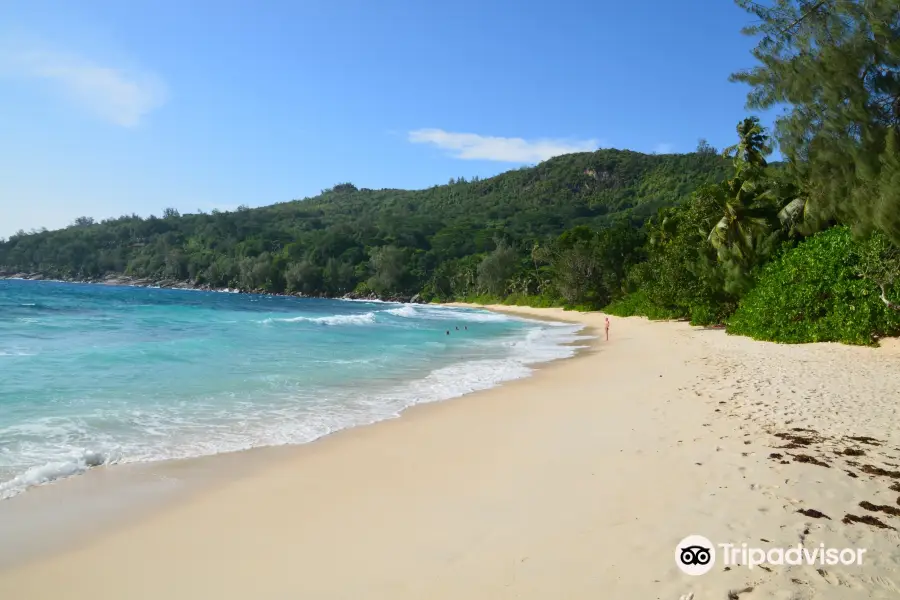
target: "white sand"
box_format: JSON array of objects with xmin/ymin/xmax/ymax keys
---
[{"xmin": 1, "ymin": 307, "xmax": 898, "ymax": 599}]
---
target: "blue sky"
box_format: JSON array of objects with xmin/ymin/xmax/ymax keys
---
[{"xmin": 0, "ymin": 0, "xmax": 770, "ymax": 238}]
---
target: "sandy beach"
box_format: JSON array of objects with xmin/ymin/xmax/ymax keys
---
[{"xmin": 2, "ymin": 306, "xmax": 899, "ymax": 599}]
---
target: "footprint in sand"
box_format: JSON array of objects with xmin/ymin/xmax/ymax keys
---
[
  {"xmin": 816, "ymin": 568, "xmax": 854, "ymax": 588},
  {"xmin": 855, "ymin": 574, "xmax": 900, "ymax": 593}
]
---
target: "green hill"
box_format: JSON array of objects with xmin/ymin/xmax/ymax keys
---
[{"xmin": 0, "ymin": 148, "xmax": 730, "ymax": 299}]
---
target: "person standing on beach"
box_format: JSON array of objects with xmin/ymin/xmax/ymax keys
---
[{"xmin": 604, "ymin": 317, "xmax": 610, "ymax": 341}]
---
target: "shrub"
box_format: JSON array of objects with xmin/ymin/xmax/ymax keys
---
[
  {"xmin": 605, "ymin": 291, "xmax": 682, "ymax": 320},
  {"xmin": 501, "ymin": 293, "xmax": 560, "ymax": 308},
  {"xmin": 688, "ymin": 303, "xmax": 721, "ymax": 327},
  {"xmin": 727, "ymin": 227, "xmax": 900, "ymax": 345}
]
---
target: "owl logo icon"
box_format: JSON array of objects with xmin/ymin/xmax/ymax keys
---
[{"xmin": 675, "ymin": 535, "xmax": 715, "ymax": 575}]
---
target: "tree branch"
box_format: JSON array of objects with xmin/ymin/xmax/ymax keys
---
[
  {"xmin": 878, "ymin": 282, "xmax": 900, "ymax": 311},
  {"xmin": 780, "ymin": 0, "xmax": 830, "ymax": 35}
]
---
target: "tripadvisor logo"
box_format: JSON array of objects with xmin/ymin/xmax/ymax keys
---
[
  {"xmin": 675, "ymin": 535, "xmax": 867, "ymax": 575},
  {"xmin": 676, "ymin": 535, "xmax": 715, "ymax": 576}
]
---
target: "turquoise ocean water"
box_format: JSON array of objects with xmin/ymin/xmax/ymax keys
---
[{"xmin": 0, "ymin": 280, "xmax": 586, "ymax": 499}]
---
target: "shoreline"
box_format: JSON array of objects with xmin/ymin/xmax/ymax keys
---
[
  {"xmin": 0, "ymin": 289, "xmax": 588, "ymax": 503},
  {"xmin": 1, "ymin": 308, "xmax": 898, "ymax": 598},
  {"xmin": 0, "ymin": 305, "xmax": 595, "ymax": 570},
  {"xmin": 0, "ymin": 273, "xmax": 427, "ymax": 304}
]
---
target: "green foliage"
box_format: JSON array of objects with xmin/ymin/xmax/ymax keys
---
[
  {"xmin": 857, "ymin": 227, "xmax": 900, "ymax": 306},
  {"xmin": 727, "ymin": 227, "xmax": 900, "ymax": 345},
  {"xmin": 0, "ymin": 149, "xmax": 728, "ymax": 299},
  {"xmin": 476, "ymin": 241, "xmax": 519, "ymax": 296},
  {"xmin": 626, "ymin": 183, "xmax": 739, "ymax": 324},
  {"xmin": 284, "ymin": 260, "xmax": 322, "ymax": 295},
  {"xmin": 453, "ymin": 293, "xmax": 561, "ymax": 308},
  {"xmin": 500, "ymin": 294, "xmax": 560, "ymax": 308},
  {"xmin": 367, "ymin": 245, "xmax": 409, "ymax": 295},
  {"xmin": 732, "ymin": 0, "xmax": 900, "ymax": 244},
  {"xmin": 708, "ymin": 117, "xmax": 784, "ymax": 284},
  {"xmin": 604, "ymin": 291, "xmax": 682, "ymax": 320},
  {"xmin": 539, "ymin": 220, "xmax": 646, "ymax": 309},
  {"xmin": 610, "ymin": 117, "xmax": 816, "ymax": 327}
]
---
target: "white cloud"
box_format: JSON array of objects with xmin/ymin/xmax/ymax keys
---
[
  {"xmin": 0, "ymin": 39, "xmax": 168, "ymax": 127},
  {"xmin": 408, "ymin": 128, "xmax": 599, "ymax": 163},
  {"xmin": 653, "ymin": 142, "xmax": 675, "ymax": 154}
]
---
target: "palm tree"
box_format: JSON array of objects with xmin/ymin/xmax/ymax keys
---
[
  {"xmin": 649, "ymin": 208, "xmax": 679, "ymax": 247},
  {"xmin": 722, "ymin": 117, "xmax": 771, "ymax": 175},
  {"xmin": 707, "ymin": 192, "xmax": 778, "ymax": 266},
  {"xmin": 708, "ymin": 118, "xmax": 781, "ymax": 266},
  {"xmin": 777, "ymin": 196, "xmax": 810, "ymax": 232}
]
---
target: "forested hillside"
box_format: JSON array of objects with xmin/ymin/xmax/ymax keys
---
[
  {"xmin": 0, "ymin": 147, "xmax": 729, "ymax": 302},
  {"xmin": 4, "ymin": 0, "xmax": 900, "ymax": 346}
]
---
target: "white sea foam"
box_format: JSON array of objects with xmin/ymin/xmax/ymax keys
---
[
  {"xmin": 265, "ymin": 304, "xmax": 516, "ymax": 326},
  {"xmin": 0, "ymin": 450, "xmax": 108, "ymax": 500},
  {"xmin": 262, "ymin": 312, "xmax": 377, "ymax": 326},
  {"xmin": 384, "ymin": 304, "xmax": 511, "ymax": 323},
  {"xmin": 384, "ymin": 305, "xmax": 419, "ymax": 318},
  {"xmin": 389, "ymin": 327, "xmax": 586, "ymax": 407},
  {"xmin": 0, "ymin": 311, "xmax": 590, "ymax": 500},
  {"xmin": 338, "ymin": 297, "xmax": 391, "ymax": 304}
]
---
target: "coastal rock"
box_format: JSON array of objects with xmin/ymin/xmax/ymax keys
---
[
  {"xmin": 101, "ymin": 276, "xmax": 135, "ymax": 286},
  {"xmin": 343, "ymin": 291, "xmax": 382, "ymax": 301}
]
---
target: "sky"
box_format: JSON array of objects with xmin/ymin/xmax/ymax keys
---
[{"xmin": 0, "ymin": 0, "xmax": 773, "ymax": 238}]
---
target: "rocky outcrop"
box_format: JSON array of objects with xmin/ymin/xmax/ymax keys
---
[
  {"xmin": 342, "ymin": 291, "xmax": 380, "ymax": 301},
  {"xmin": 341, "ymin": 291, "xmax": 428, "ymax": 304}
]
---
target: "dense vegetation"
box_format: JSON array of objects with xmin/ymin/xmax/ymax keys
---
[
  {"xmin": 727, "ymin": 227, "xmax": 900, "ymax": 344},
  {"xmin": 0, "ymin": 149, "xmax": 729, "ymax": 303},
  {"xmin": 608, "ymin": 0, "xmax": 900, "ymax": 344},
  {"xmin": 3, "ymin": 0, "xmax": 900, "ymax": 345}
]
